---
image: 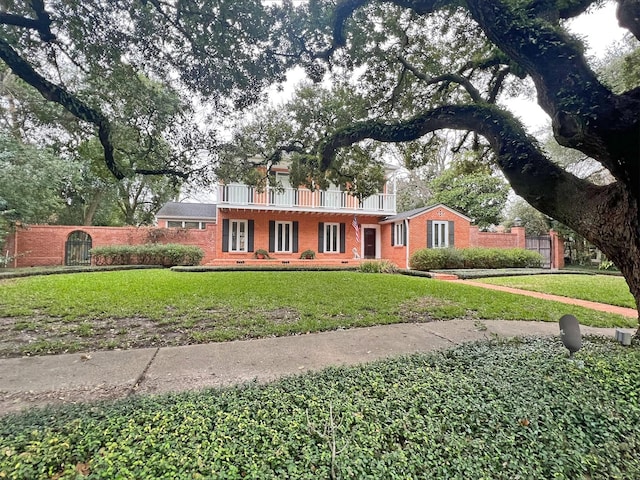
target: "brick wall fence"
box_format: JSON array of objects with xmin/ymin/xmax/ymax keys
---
[
  {"xmin": 469, "ymin": 225, "xmax": 564, "ymax": 269},
  {"xmin": 4, "ymin": 223, "xmax": 563, "ymax": 269},
  {"xmin": 469, "ymin": 225, "xmax": 526, "ymax": 249},
  {"xmin": 4, "ymin": 224, "xmax": 216, "ymax": 268}
]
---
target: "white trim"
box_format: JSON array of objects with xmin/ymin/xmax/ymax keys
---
[
  {"xmin": 324, "ymin": 222, "xmax": 340, "ymax": 253},
  {"xmin": 360, "ymin": 224, "xmax": 381, "ymax": 259},
  {"xmin": 404, "ymin": 219, "xmax": 410, "ymax": 269},
  {"xmin": 379, "ymin": 203, "xmax": 471, "ymax": 224},
  {"xmin": 274, "ymin": 221, "xmax": 293, "ymax": 253},
  {"xmin": 166, "ymin": 220, "xmax": 207, "ymax": 229},
  {"xmin": 393, "ymin": 222, "xmax": 405, "ymax": 246},
  {"xmin": 229, "ymin": 219, "xmax": 249, "ymax": 252},
  {"xmin": 432, "ymin": 220, "xmax": 449, "ymax": 248}
]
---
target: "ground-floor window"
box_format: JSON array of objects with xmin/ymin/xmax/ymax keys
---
[
  {"xmin": 432, "ymin": 221, "xmax": 449, "ymax": 248},
  {"xmin": 230, "ymin": 219, "xmax": 248, "ymax": 252},
  {"xmin": 324, "ymin": 222, "xmax": 340, "ymax": 253},
  {"xmin": 393, "ymin": 222, "xmax": 405, "ymax": 246},
  {"xmin": 275, "ymin": 221, "xmax": 292, "ymax": 253},
  {"xmin": 167, "ymin": 220, "xmax": 206, "ymax": 229}
]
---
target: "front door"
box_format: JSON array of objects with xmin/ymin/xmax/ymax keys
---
[{"xmin": 363, "ymin": 228, "xmax": 376, "ymax": 259}]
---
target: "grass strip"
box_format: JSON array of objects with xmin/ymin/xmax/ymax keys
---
[
  {"xmin": 0, "ymin": 270, "xmax": 634, "ymax": 357},
  {"xmin": 476, "ymin": 274, "xmax": 636, "ymax": 309}
]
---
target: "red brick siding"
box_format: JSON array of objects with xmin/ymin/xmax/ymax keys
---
[
  {"xmin": 550, "ymin": 230, "xmax": 565, "ymax": 269},
  {"xmin": 7, "ymin": 224, "xmax": 216, "ymax": 268},
  {"xmin": 469, "ymin": 226, "xmax": 526, "ymax": 249},
  {"xmin": 216, "ymin": 210, "xmax": 380, "ymax": 261}
]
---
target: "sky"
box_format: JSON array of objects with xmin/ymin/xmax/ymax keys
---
[
  {"xmin": 185, "ymin": 1, "xmax": 631, "ymax": 201},
  {"xmin": 506, "ymin": 1, "xmax": 628, "ymax": 131}
]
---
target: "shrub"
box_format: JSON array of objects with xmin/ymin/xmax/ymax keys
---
[
  {"xmin": 359, "ymin": 260, "xmax": 398, "ymax": 273},
  {"xmin": 409, "ymin": 248, "xmax": 463, "ymax": 270},
  {"xmin": 253, "ymin": 249, "xmax": 271, "ymax": 259},
  {"xmin": 410, "ymin": 247, "xmax": 542, "ymax": 271},
  {"xmin": 299, "ymin": 249, "xmax": 316, "ymax": 259},
  {"xmin": 91, "ymin": 244, "xmax": 204, "ymax": 266}
]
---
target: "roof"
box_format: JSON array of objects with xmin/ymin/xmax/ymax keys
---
[
  {"xmin": 380, "ymin": 203, "xmax": 471, "ymax": 224},
  {"xmin": 155, "ymin": 202, "xmax": 217, "ymax": 221}
]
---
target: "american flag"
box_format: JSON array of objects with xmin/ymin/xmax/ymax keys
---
[{"xmin": 352, "ymin": 216, "xmax": 360, "ymax": 243}]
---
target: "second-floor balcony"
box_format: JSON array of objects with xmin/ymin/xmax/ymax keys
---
[{"xmin": 218, "ymin": 184, "xmax": 396, "ymax": 215}]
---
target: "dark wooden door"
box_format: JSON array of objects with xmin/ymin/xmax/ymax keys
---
[{"xmin": 364, "ymin": 228, "xmax": 376, "ymax": 258}]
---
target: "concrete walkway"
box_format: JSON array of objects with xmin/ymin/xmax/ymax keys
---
[
  {"xmin": 0, "ymin": 318, "xmax": 620, "ymax": 416},
  {"xmin": 450, "ymin": 280, "xmax": 639, "ymax": 318}
]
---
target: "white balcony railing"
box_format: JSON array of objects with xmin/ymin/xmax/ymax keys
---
[{"xmin": 218, "ymin": 184, "xmax": 396, "ymax": 214}]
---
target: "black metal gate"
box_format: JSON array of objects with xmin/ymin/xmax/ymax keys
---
[
  {"xmin": 65, "ymin": 231, "xmax": 92, "ymax": 266},
  {"xmin": 526, "ymin": 235, "xmax": 552, "ymax": 268}
]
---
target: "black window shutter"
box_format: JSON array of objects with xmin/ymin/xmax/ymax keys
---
[
  {"xmin": 403, "ymin": 222, "xmax": 408, "ymax": 246},
  {"xmin": 269, "ymin": 221, "xmax": 275, "ymax": 252},
  {"xmin": 391, "ymin": 224, "xmax": 395, "ymax": 246},
  {"xmin": 248, "ymin": 220, "xmax": 254, "ymax": 252},
  {"xmin": 222, "ymin": 219, "xmax": 229, "ymax": 252},
  {"xmin": 427, "ymin": 220, "xmax": 433, "ymax": 248},
  {"xmin": 293, "ymin": 221, "xmax": 299, "ymax": 253},
  {"xmin": 448, "ymin": 221, "xmax": 455, "ymax": 247},
  {"xmin": 339, "ymin": 223, "xmax": 346, "ymax": 253},
  {"xmin": 318, "ymin": 223, "xmax": 324, "ymax": 252}
]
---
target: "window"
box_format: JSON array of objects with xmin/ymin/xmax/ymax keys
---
[
  {"xmin": 167, "ymin": 220, "xmax": 205, "ymax": 229},
  {"xmin": 324, "ymin": 223, "xmax": 340, "ymax": 253},
  {"xmin": 432, "ymin": 221, "xmax": 449, "ymax": 248},
  {"xmin": 229, "ymin": 220, "xmax": 248, "ymax": 252},
  {"xmin": 275, "ymin": 221, "xmax": 292, "ymax": 253},
  {"xmin": 394, "ymin": 222, "xmax": 405, "ymax": 246}
]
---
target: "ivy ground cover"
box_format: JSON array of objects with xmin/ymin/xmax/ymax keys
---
[
  {"xmin": 0, "ymin": 338, "xmax": 638, "ymax": 479},
  {"xmin": 0, "ymin": 270, "xmax": 634, "ymax": 357}
]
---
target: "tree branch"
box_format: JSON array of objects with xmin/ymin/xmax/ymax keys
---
[
  {"xmin": 0, "ymin": 37, "xmax": 123, "ymax": 179},
  {"xmin": 0, "ymin": 1, "xmax": 55, "ymax": 42},
  {"xmin": 318, "ymin": 103, "xmax": 605, "ymax": 234},
  {"xmin": 617, "ymin": 0, "xmax": 640, "ymax": 40},
  {"xmin": 487, "ymin": 67, "xmax": 510, "ymax": 104},
  {"xmin": 0, "ymin": 13, "xmax": 43, "ymax": 30},
  {"xmin": 28, "ymin": 0, "xmax": 56, "ymax": 41},
  {"xmin": 398, "ymin": 56, "xmax": 484, "ymax": 103}
]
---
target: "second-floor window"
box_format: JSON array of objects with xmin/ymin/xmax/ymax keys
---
[
  {"xmin": 275, "ymin": 221, "xmax": 292, "ymax": 253},
  {"xmin": 229, "ymin": 219, "xmax": 248, "ymax": 252}
]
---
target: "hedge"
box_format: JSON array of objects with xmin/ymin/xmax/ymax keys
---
[
  {"xmin": 91, "ymin": 244, "xmax": 204, "ymax": 267},
  {"xmin": 410, "ymin": 247, "xmax": 543, "ymax": 271}
]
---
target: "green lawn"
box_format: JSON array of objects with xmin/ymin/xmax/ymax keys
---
[
  {"xmin": 476, "ymin": 274, "xmax": 636, "ymax": 309},
  {"xmin": 0, "ymin": 270, "xmax": 634, "ymax": 357},
  {"xmin": 1, "ymin": 337, "xmax": 638, "ymax": 479}
]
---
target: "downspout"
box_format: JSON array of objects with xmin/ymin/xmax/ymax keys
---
[
  {"xmin": 13, "ymin": 225, "xmax": 18, "ymax": 268},
  {"xmin": 404, "ymin": 218, "xmax": 410, "ymax": 270}
]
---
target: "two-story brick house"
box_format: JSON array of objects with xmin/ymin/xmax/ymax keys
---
[{"xmin": 155, "ymin": 164, "xmax": 476, "ymax": 268}]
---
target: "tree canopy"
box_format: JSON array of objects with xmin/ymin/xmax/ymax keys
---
[
  {"xmin": 0, "ymin": 0, "xmax": 293, "ymax": 179},
  {"xmin": 272, "ymin": 0, "xmax": 640, "ymax": 321}
]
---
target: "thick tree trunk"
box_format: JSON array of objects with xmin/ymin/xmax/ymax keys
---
[
  {"xmin": 582, "ymin": 190, "xmax": 640, "ymax": 334},
  {"xmin": 82, "ymin": 190, "xmax": 104, "ymax": 226}
]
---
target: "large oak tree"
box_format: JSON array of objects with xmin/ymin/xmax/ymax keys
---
[
  {"xmin": 285, "ymin": 0, "xmax": 640, "ymax": 326},
  {"xmin": 0, "ymin": 0, "xmax": 291, "ymax": 180}
]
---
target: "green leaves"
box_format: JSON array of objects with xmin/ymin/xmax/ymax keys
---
[
  {"xmin": 410, "ymin": 247, "xmax": 543, "ymax": 270},
  {"xmin": 1, "ymin": 338, "xmax": 639, "ymax": 478},
  {"xmin": 91, "ymin": 244, "xmax": 204, "ymax": 267},
  {"xmin": 430, "ymin": 168, "xmax": 510, "ymax": 227}
]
